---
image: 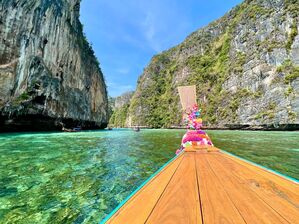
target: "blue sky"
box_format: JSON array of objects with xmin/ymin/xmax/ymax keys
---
[{"xmin": 80, "ymin": 0, "xmax": 242, "ymax": 97}]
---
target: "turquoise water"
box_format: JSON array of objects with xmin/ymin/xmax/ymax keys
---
[
  {"xmin": 0, "ymin": 129, "xmax": 298, "ymax": 223},
  {"xmin": 208, "ymin": 130, "xmax": 299, "ymax": 181}
]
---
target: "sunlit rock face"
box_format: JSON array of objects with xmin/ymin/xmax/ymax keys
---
[
  {"xmin": 0, "ymin": 0, "xmax": 108, "ymax": 131},
  {"xmin": 126, "ymin": 0, "xmax": 299, "ymax": 130},
  {"xmin": 108, "ymin": 91, "xmax": 134, "ymax": 128}
]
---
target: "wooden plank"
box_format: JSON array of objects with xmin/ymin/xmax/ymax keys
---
[
  {"xmin": 207, "ymin": 146, "xmax": 220, "ymax": 152},
  {"xmin": 105, "ymin": 150, "xmax": 299, "ymax": 224},
  {"xmin": 221, "ymin": 152, "xmax": 299, "ymax": 196},
  {"xmin": 195, "ymin": 152, "xmax": 246, "ymax": 224},
  {"xmin": 206, "ymin": 153, "xmax": 289, "ymax": 224},
  {"xmin": 184, "ymin": 146, "xmax": 219, "ymax": 152},
  {"xmin": 146, "ymin": 153, "xmax": 202, "ymax": 224},
  {"xmin": 185, "ymin": 146, "xmax": 207, "ymax": 152},
  {"xmin": 106, "ymin": 154, "xmax": 184, "ymax": 224},
  {"xmin": 215, "ymin": 153, "xmax": 299, "ymax": 224}
]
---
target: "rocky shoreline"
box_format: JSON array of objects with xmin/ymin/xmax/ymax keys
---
[
  {"xmin": 0, "ymin": 114, "xmax": 107, "ymax": 132},
  {"xmin": 112, "ymin": 124, "xmax": 299, "ymax": 131}
]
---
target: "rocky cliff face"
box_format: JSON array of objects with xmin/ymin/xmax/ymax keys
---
[
  {"xmin": 109, "ymin": 91, "xmax": 134, "ymax": 127},
  {"xmin": 0, "ymin": 0, "xmax": 108, "ymax": 131},
  {"xmin": 122, "ymin": 0, "xmax": 299, "ymax": 130},
  {"xmin": 114, "ymin": 91, "xmax": 134, "ymax": 109}
]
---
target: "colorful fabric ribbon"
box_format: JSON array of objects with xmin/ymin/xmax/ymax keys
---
[{"xmin": 176, "ymin": 104, "xmax": 213, "ymax": 155}]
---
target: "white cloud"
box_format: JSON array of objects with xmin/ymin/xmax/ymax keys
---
[
  {"xmin": 115, "ymin": 67, "xmax": 130, "ymax": 75},
  {"xmin": 107, "ymin": 81, "xmax": 134, "ymax": 97},
  {"xmin": 140, "ymin": 10, "xmax": 163, "ymax": 52}
]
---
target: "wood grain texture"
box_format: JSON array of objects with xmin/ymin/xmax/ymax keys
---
[
  {"xmin": 221, "ymin": 152, "xmax": 299, "ymax": 196},
  {"xmin": 207, "ymin": 153, "xmax": 289, "ymax": 224},
  {"xmin": 106, "ymin": 154, "xmax": 184, "ymax": 224},
  {"xmin": 195, "ymin": 152, "xmax": 245, "ymax": 224},
  {"xmin": 217, "ymin": 152, "xmax": 299, "ymax": 224},
  {"xmin": 184, "ymin": 145, "xmax": 219, "ymax": 152},
  {"xmin": 104, "ymin": 151, "xmax": 299, "ymax": 224},
  {"xmin": 146, "ymin": 153, "xmax": 202, "ymax": 224}
]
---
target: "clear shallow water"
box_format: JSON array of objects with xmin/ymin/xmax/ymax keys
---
[
  {"xmin": 0, "ymin": 129, "xmax": 184, "ymax": 223},
  {"xmin": 208, "ymin": 130, "xmax": 299, "ymax": 181},
  {"xmin": 0, "ymin": 129, "xmax": 298, "ymax": 223}
]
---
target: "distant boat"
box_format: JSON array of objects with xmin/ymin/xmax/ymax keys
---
[
  {"xmin": 133, "ymin": 127, "xmax": 140, "ymax": 132},
  {"xmin": 62, "ymin": 127, "xmax": 81, "ymax": 132}
]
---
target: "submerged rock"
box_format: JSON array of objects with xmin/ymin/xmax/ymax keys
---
[{"xmin": 0, "ymin": 0, "xmax": 108, "ymax": 132}]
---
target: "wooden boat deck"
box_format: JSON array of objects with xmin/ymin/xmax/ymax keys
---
[{"xmin": 103, "ymin": 150, "xmax": 299, "ymax": 224}]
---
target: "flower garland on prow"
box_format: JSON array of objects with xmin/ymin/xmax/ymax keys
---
[
  {"xmin": 184, "ymin": 104, "xmax": 203, "ymax": 130},
  {"xmin": 176, "ymin": 104, "xmax": 213, "ymax": 155}
]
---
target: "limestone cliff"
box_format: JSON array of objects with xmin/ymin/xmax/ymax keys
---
[
  {"xmin": 124, "ymin": 0, "xmax": 299, "ymax": 130},
  {"xmin": 109, "ymin": 91, "xmax": 134, "ymax": 127},
  {"xmin": 0, "ymin": 0, "xmax": 108, "ymax": 131}
]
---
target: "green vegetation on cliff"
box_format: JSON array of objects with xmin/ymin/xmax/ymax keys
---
[
  {"xmin": 109, "ymin": 104, "xmax": 130, "ymax": 127},
  {"xmin": 277, "ymin": 60, "xmax": 299, "ymax": 84},
  {"xmin": 129, "ymin": 56, "xmax": 181, "ymax": 128},
  {"xmin": 286, "ymin": 21, "xmax": 298, "ymax": 50},
  {"xmin": 109, "ymin": 91, "xmax": 134, "ymax": 127},
  {"xmin": 111, "ymin": 0, "xmax": 299, "ymax": 129},
  {"xmin": 184, "ymin": 30, "xmax": 233, "ymax": 124}
]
